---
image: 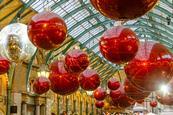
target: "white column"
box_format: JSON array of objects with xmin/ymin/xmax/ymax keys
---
[
  {"xmin": 21, "ymin": 103, "xmax": 27, "ymax": 115},
  {"xmin": 35, "ymin": 105, "xmax": 40, "ymax": 115}
]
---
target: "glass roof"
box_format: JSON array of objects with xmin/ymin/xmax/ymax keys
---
[{"xmin": 22, "ymin": 0, "xmax": 173, "ymax": 65}]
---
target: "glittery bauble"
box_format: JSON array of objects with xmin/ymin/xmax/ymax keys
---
[
  {"xmin": 95, "ymin": 101, "xmax": 104, "ymax": 108},
  {"xmin": 124, "ymin": 79, "xmax": 150, "ymax": 101},
  {"xmin": 110, "ymin": 90, "xmax": 121, "ymax": 99},
  {"xmin": 28, "ymin": 11, "xmax": 67, "ymax": 50},
  {"xmin": 156, "ymin": 92, "xmax": 173, "ymax": 106},
  {"xmin": 94, "ymin": 87, "xmax": 107, "ymax": 101},
  {"xmin": 125, "ymin": 41, "xmax": 173, "ymax": 91},
  {"xmin": 79, "ymin": 69, "xmax": 100, "ymax": 91},
  {"xmin": 33, "ymin": 76, "xmax": 50, "ymax": 95},
  {"xmin": 150, "ymin": 100, "xmax": 157, "ymax": 108},
  {"xmin": 111, "ymin": 86, "xmax": 135, "ymax": 108},
  {"xmin": 99, "ymin": 26, "xmax": 139, "ymax": 64},
  {"xmin": 90, "ymin": 0, "xmax": 158, "ymax": 20},
  {"xmin": 108, "ymin": 78, "xmax": 120, "ymax": 90},
  {"xmin": 65, "ymin": 49, "xmax": 89, "ymax": 73},
  {"xmin": 0, "ymin": 57, "xmax": 10, "ymax": 75},
  {"xmin": 49, "ymin": 60, "xmax": 79, "ymax": 95},
  {"xmin": 0, "ymin": 23, "xmax": 36, "ymax": 63},
  {"xmin": 156, "ymin": 91, "xmax": 173, "ymax": 106}
]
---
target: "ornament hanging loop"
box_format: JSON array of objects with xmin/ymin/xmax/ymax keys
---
[
  {"xmin": 16, "ymin": 13, "xmax": 21, "ymax": 23},
  {"xmin": 43, "ymin": 0, "xmax": 51, "ymax": 11},
  {"xmin": 115, "ymin": 20, "xmax": 127, "ymax": 26}
]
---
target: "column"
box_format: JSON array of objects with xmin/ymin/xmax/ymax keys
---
[
  {"xmin": 21, "ymin": 103, "xmax": 27, "ymax": 115},
  {"xmin": 35, "ymin": 105, "xmax": 40, "ymax": 115}
]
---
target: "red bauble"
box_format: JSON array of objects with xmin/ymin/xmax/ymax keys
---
[
  {"xmin": 156, "ymin": 95, "xmax": 173, "ymax": 106},
  {"xmin": 49, "ymin": 60, "xmax": 66, "ymax": 73},
  {"xmin": 91, "ymin": 0, "xmax": 158, "ymax": 20},
  {"xmin": 111, "ymin": 86, "xmax": 135, "ymax": 108},
  {"xmin": 108, "ymin": 78, "xmax": 120, "ymax": 90},
  {"xmin": 0, "ymin": 57, "xmax": 10, "ymax": 75},
  {"xmin": 95, "ymin": 101, "xmax": 104, "ymax": 108},
  {"xmin": 110, "ymin": 90, "xmax": 121, "ymax": 99},
  {"xmin": 124, "ymin": 79, "xmax": 150, "ymax": 101},
  {"xmin": 65, "ymin": 49, "xmax": 89, "ymax": 73},
  {"xmin": 94, "ymin": 87, "xmax": 107, "ymax": 101},
  {"xmin": 156, "ymin": 91, "xmax": 173, "ymax": 106},
  {"xmin": 28, "ymin": 11, "xmax": 67, "ymax": 50},
  {"xmin": 125, "ymin": 41, "xmax": 173, "ymax": 91},
  {"xmin": 49, "ymin": 61, "xmax": 79, "ymax": 95},
  {"xmin": 150, "ymin": 100, "xmax": 157, "ymax": 108},
  {"xmin": 33, "ymin": 76, "xmax": 50, "ymax": 95},
  {"xmin": 79, "ymin": 69, "xmax": 100, "ymax": 91},
  {"xmin": 99, "ymin": 26, "xmax": 139, "ymax": 64}
]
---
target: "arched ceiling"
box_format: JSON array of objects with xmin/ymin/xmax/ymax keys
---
[
  {"xmin": 1, "ymin": 0, "xmax": 173, "ymax": 83},
  {"xmin": 23, "ymin": 0, "xmax": 173, "ymax": 59}
]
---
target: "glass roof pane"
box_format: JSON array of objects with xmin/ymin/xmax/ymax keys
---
[{"xmin": 22, "ymin": 0, "xmax": 173, "ymax": 65}]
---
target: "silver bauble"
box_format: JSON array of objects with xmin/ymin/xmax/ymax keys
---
[{"xmin": 0, "ymin": 23, "xmax": 36, "ymax": 63}]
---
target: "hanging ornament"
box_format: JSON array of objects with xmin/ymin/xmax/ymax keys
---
[
  {"xmin": 107, "ymin": 78, "xmax": 120, "ymax": 90},
  {"xmin": 111, "ymin": 85, "xmax": 135, "ymax": 108},
  {"xmin": 90, "ymin": 0, "xmax": 158, "ymax": 20},
  {"xmin": 28, "ymin": 11, "xmax": 67, "ymax": 50},
  {"xmin": 33, "ymin": 76, "xmax": 50, "ymax": 95},
  {"xmin": 156, "ymin": 94, "xmax": 173, "ymax": 106},
  {"xmin": 49, "ymin": 60, "xmax": 79, "ymax": 95},
  {"xmin": 79, "ymin": 69, "xmax": 100, "ymax": 91},
  {"xmin": 95, "ymin": 101, "xmax": 104, "ymax": 109},
  {"xmin": 65, "ymin": 49, "xmax": 89, "ymax": 73},
  {"xmin": 93, "ymin": 87, "xmax": 107, "ymax": 101},
  {"xmin": 110, "ymin": 90, "xmax": 121, "ymax": 99},
  {"xmin": 0, "ymin": 23, "xmax": 36, "ymax": 63},
  {"xmin": 125, "ymin": 41, "xmax": 173, "ymax": 91},
  {"xmin": 124, "ymin": 78, "xmax": 150, "ymax": 101},
  {"xmin": 156, "ymin": 88, "xmax": 173, "ymax": 106},
  {"xmin": 0, "ymin": 57, "xmax": 10, "ymax": 75},
  {"xmin": 150, "ymin": 100, "xmax": 157, "ymax": 108},
  {"xmin": 99, "ymin": 26, "xmax": 139, "ymax": 64}
]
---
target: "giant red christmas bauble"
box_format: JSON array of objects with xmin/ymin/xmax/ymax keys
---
[
  {"xmin": 111, "ymin": 86, "xmax": 134, "ymax": 108},
  {"xmin": 99, "ymin": 26, "xmax": 139, "ymax": 64},
  {"xmin": 90, "ymin": 0, "xmax": 158, "ymax": 20},
  {"xmin": 28, "ymin": 11, "xmax": 67, "ymax": 50},
  {"xmin": 110, "ymin": 90, "xmax": 121, "ymax": 99},
  {"xmin": 150, "ymin": 100, "xmax": 157, "ymax": 108},
  {"xmin": 79, "ymin": 69, "xmax": 100, "ymax": 91},
  {"xmin": 108, "ymin": 78, "xmax": 120, "ymax": 90},
  {"xmin": 65, "ymin": 49, "xmax": 89, "ymax": 73},
  {"xmin": 125, "ymin": 41, "xmax": 173, "ymax": 91},
  {"xmin": 0, "ymin": 57, "xmax": 10, "ymax": 75},
  {"xmin": 124, "ymin": 79, "xmax": 150, "ymax": 101},
  {"xmin": 94, "ymin": 87, "xmax": 107, "ymax": 101},
  {"xmin": 95, "ymin": 101, "xmax": 104, "ymax": 108},
  {"xmin": 156, "ymin": 95, "xmax": 173, "ymax": 106},
  {"xmin": 33, "ymin": 76, "xmax": 50, "ymax": 95},
  {"xmin": 49, "ymin": 60, "xmax": 79, "ymax": 95},
  {"xmin": 156, "ymin": 90, "xmax": 173, "ymax": 106}
]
